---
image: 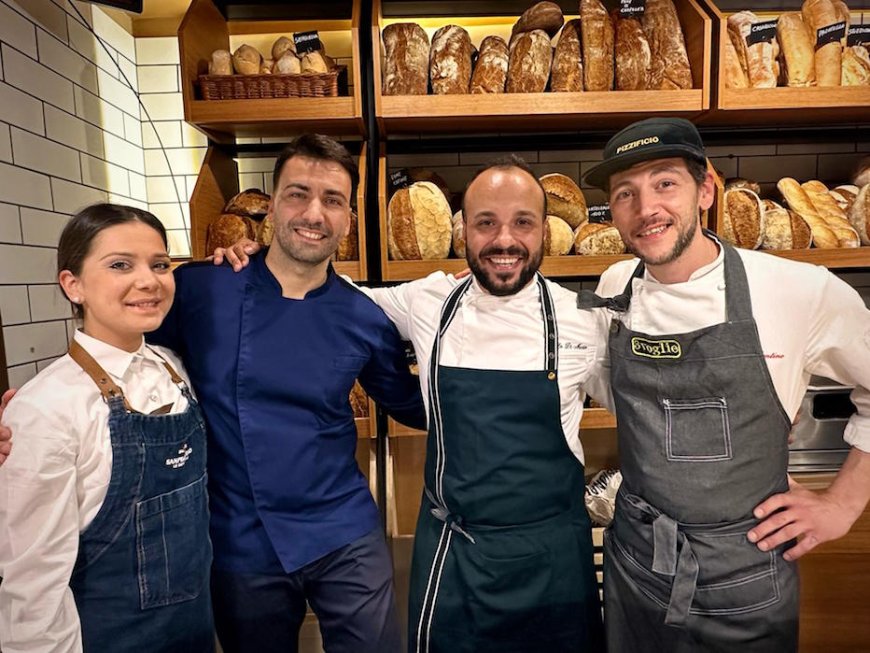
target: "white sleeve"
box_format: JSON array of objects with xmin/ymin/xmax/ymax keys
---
[
  {"xmin": 805, "ymin": 273, "xmax": 870, "ymax": 453},
  {"xmin": 364, "ymin": 273, "xmax": 449, "ymax": 341},
  {"xmin": 0, "ymin": 396, "xmax": 84, "ymax": 653}
]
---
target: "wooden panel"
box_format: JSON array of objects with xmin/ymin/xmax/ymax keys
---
[
  {"xmin": 188, "ymin": 146, "xmax": 239, "ymax": 260},
  {"xmin": 390, "ymin": 433, "xmax": 427, "ymax": 536},
  {"xmin": 0, "ymin": 307, "xmax": 8, "ymax": 394},
  {"xmin": 178, "ymin": 0, "xmax": 229, "ymax": 130}
]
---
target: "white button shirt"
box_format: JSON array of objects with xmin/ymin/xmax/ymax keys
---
[
  {"xmin": 595, "ymin": 246, "xmax": 870, "ymax": 452},
  {"xmin": 368, "ymin": 274, "xmax": 612, "ymax": 464},
  {"xmin": 0, "ymin": 330, "xmax": 191, "ymax": 653}
]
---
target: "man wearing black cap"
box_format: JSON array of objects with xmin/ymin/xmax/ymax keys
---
[{"xmin": 581, "ymin": 117, "xmax": 870, "ymax": 652}]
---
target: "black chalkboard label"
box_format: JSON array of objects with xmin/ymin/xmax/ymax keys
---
[
  {"xmin": 816, "ymin": 22, "xmax": 846, "ymax": 48},
  {"xmin": 588, "ymin": 204, "xmax": 612, "ymax": 223},
  {"xmin": 746, "ymin": 20, "xmax": 778, "ymax": 46},
  {"xmin": 388, "ymin": 169, "xmax": 411, "ymax": 194},
  {"xmin": 293, "ymin": 31, "xmax": 321, "ymax": 55},
  {"xmin": 619, "ymin": 0, "xmax": 645, "ymax": 17},
  {"xmin": 847, "ymin": 25, "xmax": 870, "ymax": 47}
]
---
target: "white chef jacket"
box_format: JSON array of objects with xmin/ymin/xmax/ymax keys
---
[
  {"xmin": 368, "ymin": 274, "xmax": 612, "ymax": 464},
  {"xmin": 595, "ymin": 245, "xmax": 870, "ymax": 453},
  {"xmin": 0, "ymin": 330, "xmax": 191, "ymax": 653}
]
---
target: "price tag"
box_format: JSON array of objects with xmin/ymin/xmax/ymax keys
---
[
  {"xmin": 619, "ymin": 0, "xmax": 645, "ymax": 17},
  {"xmin": 388, "ymin": 169, "xmax": 411, "ymax": 194},
  {"xmin": 847, "ymin": 25, "xmax": 870, "ymax": 47},
  {"xmin": 587, "ymin": 204, "xmax": 612, "ymax": 224},
  {"xmin": 816, "ymin": 21, "xmax": 846, "ymax": 48},
  {"xmin": 746, "ymin": 20, "xmax": 778, "ymax": 47},
  {"xmin": 293, "ymin": 31, "xmax": 322, "ymax": 55}
]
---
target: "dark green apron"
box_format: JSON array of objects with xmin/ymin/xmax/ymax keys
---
[{"xmin": 408, "ymin": 274, "xmax": 604, "ymax": 653}]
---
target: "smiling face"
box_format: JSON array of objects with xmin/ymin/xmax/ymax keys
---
[
  {"xmin": 59, "ymin": 221, "xmax": 174, "ymax": 352},
  {"xmin": 463, "ymin": 166, "xmax": 546, "ymax": 296},
  {"xmin": 268, "ymin": 155, "xmax": 352, "ymax": 269},
  {"xmin": 608, "ymin": 157, "xmax": 714, "ymax": 273}
]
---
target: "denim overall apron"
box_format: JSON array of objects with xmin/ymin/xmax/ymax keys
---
[
  {"xmin": 409, "ymin": 274, "xmax": 604, "ymax": 653},
  {"xmin": 581, "ymin": 240, "xmax": 798, "ymax": 652},
  {"xmin": 67, "ymin": 340, "xmax": 214, "ymax": 653}
]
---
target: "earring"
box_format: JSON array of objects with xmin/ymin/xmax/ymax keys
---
[{"xmin": 71, "ymin": 297, "xmax": 81, "ymax": 304}]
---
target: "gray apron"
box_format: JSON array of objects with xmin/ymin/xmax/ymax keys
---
[
  {"xmin": 408, "ymin": 274, "xmax": 604, "ymax": 653},
  {"xmin": 581, "ymin": 239, "xmax": 799, "ymax": 652}
]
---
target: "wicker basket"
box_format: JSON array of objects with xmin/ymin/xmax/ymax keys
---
[{"xmin": 199, "ymin": 65, "xmax": 348, "ymax": 100}]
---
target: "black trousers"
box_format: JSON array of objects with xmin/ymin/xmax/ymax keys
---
[{"xmin": 211, "ymin": 527, "xmax": 402, "ymax": 653}]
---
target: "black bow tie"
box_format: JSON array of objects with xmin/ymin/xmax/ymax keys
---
[{"xmin": 576, "ymin": 289, "xmax": 631, "ymax": 313}]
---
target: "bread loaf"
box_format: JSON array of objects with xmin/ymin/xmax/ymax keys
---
[
  {"xmin": 507, "ymin": 30, "xmax": 553, "ymax": 93},
  {"xmin": 832, "ymin": 0, "xmax": 851, "ymax": 40},
  {"xmin": 551, "ymin": 19, "xmax": 584, "ymax": 92},
  {"xmin": 842, "ymin": 45, "xmax": 870, "ymax": 85},
  {"xmin": 512, "ymin": 2, "xmax": 564, "ymax": 39},
  {"xmin": 725, "ymin": 178, "xmax": 762, "ymax": 195},
  {"xmin": 408, "ymin": 169, "xmax": 453, "ymax": 207},
  {"xmin": 641, "ymin": 0, "xmax": 693, "ymax": 90},
  {"xmin": 723, "ymin": 32, "xmax": 749, "ymax": 88},
  {"xmin": 574, "ymin": 222, "xmax": 626, "ymax": 255},
  {"xmin": 802, "ymin": 179, "xmax": 860, "ymax": 246},
  {"xmin": 337, "ymin": 210, "xmax": 359, "ymax": 261},
  {"xmin": 271, "ymin": 36, "xmax": 295, "ymax": 61},
  {"xmin": 387, "ymin": 181, "xmax": 453, "ymax": 260},
  {"xmin": 451, "ymin": 210, "xmax": 466, "ymax": 257},
  {"xmin": 761, "ymin": 200, "xmax": 812, "ymax": 250},
  {"xmin": 430, "ymin": 25, "xmax": 474, "ymax": 94},
  {"xmin": 232, "ymin": 44, "xmax": 262, "ymax": 75},
  {"xmin": 545, "ymin": 216, "xmax": 575, "ymax": 255},
  {"xmin": 224, "ymin": 189, "xmax": 271, "ymax": 216},
  {"xmin": 615, "ymin": 16, "xmax": 651, "ymax": 90},
  {"xmin": 382, "ymin": 23, "xmax": 430, "ymax": 95},
  {"xmin": 829, "ymin": 184, "xmax": 859, "ymax": 213},
  {"xmin": 540, "ymin": 174, "xmax": 587, "ymax": 228},
  {"xmin": 207, "ymin": 214, "xmax": 256, "ymax": 254},
  {"xmin": 349, "ymin": 381, "xmax": 368, "ymax": 419},
  {"xmin": 848, "ymin": 184, "xmax": 870, "ymax": 245},
  {"xmin": 581, "ymin": 0, "xmax": 614, "ymax": 91},
  {"xmin": 301, "ymin": 51, "xmax": 330, "ymax": 74},
  {"xmin": 471, "ymin": 35, "xmax": 509, "ymax": 94},
  {"xmin": 209, "ymin": 50, "xmax": 232, "ymax": 75},
  {"xmin": 274, "ymin": 52, "xmax": 302, "ymax": 74},
  {"xmin": 257, "ymin": 214, "xmax": 273, "ymax": 247},
  {"xmin": 722, "ymin": 188, "xmax": 765, "ymax": 249},
  {"xmin": 855, "ymin": 159, "xmax": 870, "ymax": 187},
  {"xmin": 777, "ymin": 13, "xmax": 816, "ymax": 86},
  {"xmin": 801, "ymin": 0, "xmax": 842, "ymax": 86},
  {"xmin": 260, "ymin": 59, "xmax": 273, "ymax": 74},
  {"xmin": 728, "ymin": 12, "xmax": 779, "ymax": 88},
  {"xmin": 777, "ymin": 177, "xmax": 840, "ymax": 248}
]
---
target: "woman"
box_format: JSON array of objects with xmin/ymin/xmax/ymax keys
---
[{"xmin": 0, "ymin": 204, "xmax": 214, "ymax": 652}]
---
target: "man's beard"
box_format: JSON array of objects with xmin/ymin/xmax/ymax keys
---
[
  {"xmin": 273, "ymin": 220, "xmax": 339, "ymax": 265},
  {"xmin": 467, "ymin": 245, "xmax": 544, "ymax": 297},
  {"xmin": 632, "ymin": 215, "xmax": 698, "ymax": 267}
]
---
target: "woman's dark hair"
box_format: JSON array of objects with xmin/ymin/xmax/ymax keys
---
[
  {"xmin": 58, "ymin": 203, "xmax": 169, "ymax": 318},
  {"xmin": 272, "ymin": 134, "xmax": 359, "ymax": 200}
]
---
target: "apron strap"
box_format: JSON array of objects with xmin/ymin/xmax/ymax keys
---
[
  {"xmin": 575, "ymin": 260, "xmax": 642, "ymax": 313},
  {"xmin": 535, "ymin": 273, "xmax": 558, "ymax": 373}
]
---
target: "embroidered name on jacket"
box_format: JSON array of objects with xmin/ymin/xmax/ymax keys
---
[
  {"xmin": 166, "ymin": 443, "xmax": 193, "ymax": 468},
  {"xmin": 631, "ymin": 337, "xmax": 682, "ymax": 359}
]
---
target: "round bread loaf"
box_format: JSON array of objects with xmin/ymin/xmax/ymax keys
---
[
  {"xmin": 224, "ymin": 189, "xmax": 271, "ymax": 217},
  {"xmin": 257, "ymin": 214, "xmax": 273, "ymax": 247},
  {"xmin": 207, "ymin": 214, "xmax": 256, "ymax": 254},
  {"xmin": 574, "ymin": 222, "xmax": 626, "ymax": 255},
  {"xmin": 512, "ymin": 1, "xmax": 564, "ymax": 38},
  {"xmin": 545, "ymin": 215, "xmax": 574, "ymax": 255},
  {"xmin": 409, "ymin": 168, "xmax": 453, "ymax": 207},
  {"xmin": 387, "ymin": 181, "xmax": 453, "ymax": 260},
  {"xmin": 451, "ymin": 210, "xmax": 466, "ymax": 258},
  {"xmin": 848, "ymin": 184, "xmax": 870, "ymax": 246},
  {"xmin": 337, "ymin": 210, "xmax": 359, "ymax": 261},
  {"xmin": 761, "ymin": 200, "xmax": 812, "ymax": 250},
  {"xmin": 301, "ymin": 51, "xmax": 330, "ymax": 74},
  {"xmin": 209, "ymin": 50, "xmax": 232, "ymax": 75},
  {"xmin": 232, "ymin": 44, "xmax": 262, "ymax": 75},
  {"xmin": 725, "ymin": 177, "xmax": 761, "ymax": 195},
  {"xmin": 260, "ymin": 59, "xmax": 273, "ymax": 74},
  {"xmin": 540, "ymin": 173, "xmax": 587, "ymax": 228},
  {"xmin": 829, "ymin": 184, "xmax": 859, "ymax": 213},
  {"xmin": 722, "ymin": 188, "xmax": 764, "ymax": 249},
  {"xmin": 274, "ymin": 52, "xmax": 301, "ymax": 74},
  {"xmin": 271, "ymin": 36, "xmax": 295, "ymax": 61}
]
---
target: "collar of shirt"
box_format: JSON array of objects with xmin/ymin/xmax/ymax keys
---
[
  {"xmin": 73, "ymin": 330, "xmax": 164, "ymax": 382},
  {"xmin": 464, "ymin": 273, "xmax": 541, "ymax": 307},
  {"xmin": 642, "ymin": 236, "xmax": 725, "ymax": 286}
]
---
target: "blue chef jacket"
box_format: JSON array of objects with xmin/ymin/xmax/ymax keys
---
[{"xmin": 148, "ymin": 253, "xmax": 426, "ymax": 573}]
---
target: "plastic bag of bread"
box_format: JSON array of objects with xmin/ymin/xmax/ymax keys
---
[
  {"xmin": 511, "ymin": 1, "xmax": 564, "ymax": 39},
  {"xmin": 574, "ymin": 222, "xmax": 626, "ymax": 255},
  {"xmin": 585, "ymin": 469, "xmax": 622, "ymax": 527},
  {"xmin": 207, "ymin": 214, "xmax": 256, "ymax": 255},
  {"xmin": 232, "ymin": 44, "xmax": 262, "ymax": 75},
  {"xmin": 208, "ymin": 50, "xmax": 232, "ymax": 75},
  {"xmin": 545, "ymin": 216, "xmax": 575, "ymax": 255},
  {"xmin": 761, "ymin": 199, "xmax": 812, "ymax": 250},
  {"xmin": 337, "ymin": 210, "xmax": 359, "ymax": 261},
  {"xmin": 451, "ymin": 210, "xmax": 466, "ymax": 258},
  {"xmin": 848, "ymin": 184, "xmax": 870, "ymax": 246},
  {"xmin": 387, "ymin": 181, "xmax": 452, "ymax": 260},
  {"xmin": 721, "ymin": 187, "xmax": 765, "ymax": 249},
  {"xmin": 224, "ymin": 189, "xmax": 270, "ymax": 217},
  {"xmin": 540, "ymin": 174, "xmax": 587, "ymax": 228}
]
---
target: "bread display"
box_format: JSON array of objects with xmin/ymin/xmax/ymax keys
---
[
  {"xmin": 540, "ymin": 174, "xmax": 587, "ymax": 228},
  {"xmin": 258, "ymin": 214, "xmax": 273, "ymax": 247},
  {"xmin": 271, "ymin": 36, "xmax": 295, "ymax": 61},
  {"xmin": 849, "ymin": 184, "xmax": 870, "ymax": 245},
  {"xmin": 642, "ymin": 0, "xmax": 693, "ymax": 90},
  {"xmin": 511, "ymin": 1, "xmax": 564, "ymax": 39},
  {"xmin": 801, "ymin": 0, "xmax": 842, "ymax": 86},
  {"xmin": 545, "ymin": 216, "xmax": 575, "ymax": 255},
  {"xmin": 382, "ymin": 23, "xmax": 430, "ymax": 95},
  {"xmin": 777, "ymin": 13, "xmax": 816, "ymax": 87},
  {"xmin": 471, "ymin": 36, "xmax": 509, "ymax": 94},
  {"xmin": 224, "ymin": 189, "xmax": 271, "ymax": 216},
  {"xmin": 387, "ymin": 181, "xmax": 453, "ymax": 260},
  {"xmin": 777, "ymin": 177, "xmax": 842, "ymax": 248},
  {"xmin": 574, "ymin": 222, "xmax": 627, "ymax": 256},
  {"xmin": 722, "ymin": 188, "xmax": 765, "ymax": 249},
  {"xmin": 551, "ymin": 19, "xmax": 584, "ymax": 92},
  {"xmin": 801, "ymin": 179, "xmax": 860, "ymax": 246},
  {"xmin": 207, "ymin": 213, "xmax": 256, "ymax": 253},
  {"xmin": 842, "ymin": 45, "xmax": 870, "ymax": 85},
  {"xmin": 451, "ymin": 210, "xmax": 466, "ymax": 258},
  {"xmin": 301, "ymin": 51, "xmax": 330, "ymax": 74},
  {"xmin": 232, "ymin": 44, "xmax": 262, "ymax": 75},
  {"xmin": 615, "ymin": 16, "xmax": 651, "ymax": 91},
  {"xmin": 209, "ymin": 50, "xmax": 232, "ymax": 75},
  {"xmin": 761, "ymin": 199, "xmax": 813, "ymax": 250},
  {"xmin": 274, "ymin": 52, "xmax": 302, "ymax": 74},
  {"xmin": 507, "ymin": 29, "xmax": 552, "ymax": 93},
  {"xmin": 430, "ymin": 25, "xmax": 475, "ymax": 94},
  {"xmin": 408, "ymin": 169, "xmax": 453, "ymax": 207},
  {"xmin": 581, "ymin": 0, "xmax": 615, "ymax": 91},
  {"xmin": 337, "ymin": 210, "xmax": 359, "ymax": 261},
  {"xmin": 728, "ymin": 11, "xmax": 780, "ymax": 88}
]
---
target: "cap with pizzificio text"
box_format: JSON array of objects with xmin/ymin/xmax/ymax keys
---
[{"xmin": 584, "ymin": 117, "xmax": 707, "ymax": 189}]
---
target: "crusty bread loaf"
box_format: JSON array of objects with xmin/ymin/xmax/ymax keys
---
[
  {"xmin": 257, "ymin": 214, "xmax": 273, "ymax": 247},
  {"xmin": 540, "ymin": 173, "xmax": 587, "ymax": 228},
  {"xmin": 574, "ymin": 222, "xmax": 626, "ymax": 255},
  {"xmin": 725, "ymin": 178, "xmax": 762, "ymax": 195},
  {"xmin": 855, "ymin": 160, "xmax": 870, "ymax": 187},
  {"xmin": 274, "ymin": 52, "xmax": 302, "ymax": 74},
  {"xmin": 842, "ymin": 45, "xmax": 870, "ymax": 85},
  {"xmin": 801, "ymin": 0, "xmax": 842, "ymax": 87},
  {"xmin": 271, "ymin": 36, "xmax": 295, "ymax": 61},
  {"xmin": 387, "ymin": 181, "xmax": 452, "ymax": 260},
  {"xmin": 232, "ymin": 44, "xmax": 262, "ymax": 75},
  {"xmin": 761, "ymin": 199, "xmax": 813, "ymax": 250},
  {"xmin": 451, "ymin": 210, "xmax": 466, "ymax": 257},
  {"xmin": 777, "ymin": 177, "xmax": 840, "ymax": 248},
  {"xmin": 581, "ymin": 0, "xmax": 614, "ymax": 91},
  {"xmin": 207, "ymin": 213, "xmax": 256, "ymax": 254},
  {"xmin": 512, "ymin": 1, "xmax": 564, "ymax": 39},
  {"xmin": 722, "ymin": 188, "xmax": 765, "ymax": 249},
  {"xmin": 430, "ymin": 25, "xmax": 474, "ymax": 94},
  {"xmin": 408, "ymin": 168, "xmax": 453, "ymax": 207},
  {"xmin": 471, "ymin": 35, "xmax": 509, "ymax": 94},
  {"xmin": 260, "ymin": 59, "xmax": 273, "ymax": 74},
  {"xmin": 382, "ymin": 23, "xmax": 430, "ymax": 95},
  {"xmin": 349, "ymin": 380, "xmax": 368, "ymax": 418},
  {"xmin": 829, "ymin": 184, "xmax": 859, "ymax": 213},
  {"xmin": 545, "ymin": 216, "xmax": 574, "ymax": 255},
  {"xmin": 551, "ymin": 19, "xmax": 584, "ymax": 92},
  {"xmin": 224, "ymin": 189, "xmax": 271, "ymax": 216},
  {"xmin": 209, "ymin": 50, "xmax": 232, "ymax": 75},
  {"xmin": 723, "ymin": 32, "xmax": 749, "ymax": 88},
  {"xmin": 336, "ymin": 210, "xmax": 359, "ymax": 261},
  {"xmin": 615, "ymin": 16, "xmax": 651, "ymax": 90},
  {"xmin": 777, "ymin": 13, "xmax": 816, "ymax": 87},
  {"xmin": 301, "ymin": 51, "xmax": 330, "ymax": 74},
  {"xmin": 848, "ymin": 184, "xmax": 870, "ymax": 245},
  {"xmin": 642, "ymin": 0, "xmax": 693, "ymax": 90},
  {"xmin": 728, "ymin": 12, "xmax": 779, "ymax": 88},
  {"xmin": 802, "ymin": 179, "xmax": 860, "ymax": 246},
  {"xmin": 507, "ymin": 29, "xmax": 553, "ymax": 93}
]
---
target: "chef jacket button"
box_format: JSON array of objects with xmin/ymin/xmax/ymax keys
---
[
  {"xmin": 548, "ymin": 333, "xmax": 555, "ymax": 340},
  {"xmin": 547, "ymin": 372, "xmax": 556, "ymax": 381}
]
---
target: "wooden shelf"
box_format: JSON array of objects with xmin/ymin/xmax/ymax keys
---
[
  {"xmin": 178, "ymin": 0, "xmax": 365, "ymax": 141},
  {"xmin": 371, "ymin": 0, "xmax": 711, "ymax": 135}
]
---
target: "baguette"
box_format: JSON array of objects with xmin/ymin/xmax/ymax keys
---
[
  {"xmin": 802, "ymin": 179, "xmax": 860, "ymax": 247},
  {"xmin": 777, "ymin": 177, "xmax": 840, "ymax": 248},
  {"xmin": 801, "ymin": 0, "xmax": 842, "ymax": 87},
  {"xmin": 777, "ymin": 13, "xmax": 816, "ymax": 87}
]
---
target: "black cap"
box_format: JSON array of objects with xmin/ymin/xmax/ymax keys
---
[{"xmin": 584, "ymin": 117, "xmax": 707, "ymax": 189}]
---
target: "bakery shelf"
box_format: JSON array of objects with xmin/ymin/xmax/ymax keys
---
[
  {"xmin": 178, "ymin": 0, "xmax": 365, "ymax": 140},
  {"xmin": 189, "ymin": 142, "xmax": 369, "ymax": 280},
  {"xmin": 699, "ymin": 0, "xmax": 870, "ymax": 126},
  {"xmin": 371, "ymin": 0, "xmax": 711, "ymax": 135}
]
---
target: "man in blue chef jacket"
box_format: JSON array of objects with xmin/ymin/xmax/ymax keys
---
[{"xmin": 148, "ymin": 134, "xmax": 426, "ymax": 653}]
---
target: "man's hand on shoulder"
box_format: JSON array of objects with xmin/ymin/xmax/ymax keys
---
[
  {"xmin": 0, "ymin": 388, "xmax": 17, "ymax": 465},
  {"xmin": 211, "ymin": 238, "xmax": 262, "ymax": 272}
]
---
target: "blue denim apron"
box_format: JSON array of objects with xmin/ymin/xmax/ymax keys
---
[
  {"xmin": 67, "ymin": 340, "xmax": 214, "ymax": 653},
  {"xmin": 409, "ymin": 274, "xmax": 604, "ymax": 653}
]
